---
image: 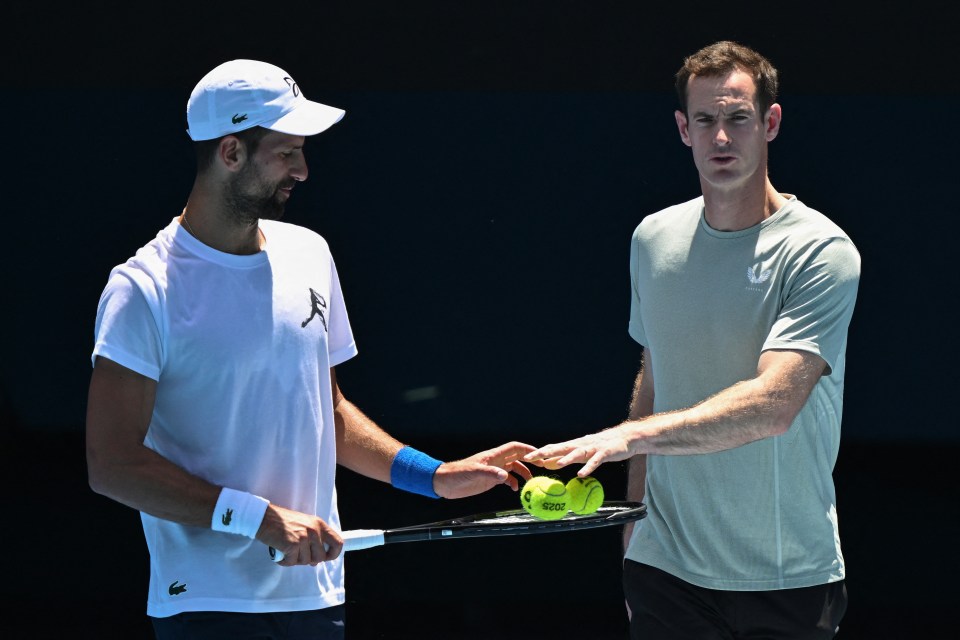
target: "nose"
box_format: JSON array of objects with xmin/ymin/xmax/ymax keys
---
[
  {"xmin": 713, "ymin": 126, "xmax": 731, "ymax": 147},
  {"xmin": 291, "ymin": 154, "xmax": 309, "ymax": 182}
]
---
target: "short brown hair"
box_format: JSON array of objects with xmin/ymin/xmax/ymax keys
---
[{"xmin": 675, "ymin": 41, "xmax": 779, "ymax": 116}]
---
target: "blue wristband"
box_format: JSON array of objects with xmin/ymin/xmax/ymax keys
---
[{"xmin": 390, "ymin": 446, "xmax": 443, "ymax": 498}]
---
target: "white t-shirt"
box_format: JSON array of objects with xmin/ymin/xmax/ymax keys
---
[{"xmin": 92, "ymin": 218, "xmax": 358, "ymax": 617}]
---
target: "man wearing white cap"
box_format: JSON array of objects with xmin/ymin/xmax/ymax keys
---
[{"xmin": 85, "ymin": 59, "xmax": 535, "ymax": 639}]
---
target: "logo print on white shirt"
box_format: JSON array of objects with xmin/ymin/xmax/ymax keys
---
[{"xmin": 301, "ymin": 288, "xmax": 328, "ymax": 331}]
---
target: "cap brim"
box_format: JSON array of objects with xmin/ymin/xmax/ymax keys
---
[{"xmin": 263, "ymin": 100, "xmax": 345, "ymax": 137}]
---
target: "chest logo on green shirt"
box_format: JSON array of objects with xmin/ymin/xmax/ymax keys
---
[
  {"xmin": 747, "ymin": 265, "xmax": 772, "ymax": 286},
  {"xmin": 301, "ymin": 288, "xmax": 329, "ymax": 331}
]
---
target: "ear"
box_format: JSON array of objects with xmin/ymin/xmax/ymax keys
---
[
  {"xmin": 765, "ymin": 103, "xmax": 782, "ymax": 142},
  {"xmin": 675, "ymin": 110, "xmax": 692, "ymax": 147},
  {"xmin": 218, "ymin": 136, "xmax": 247, "ymax": 172}
]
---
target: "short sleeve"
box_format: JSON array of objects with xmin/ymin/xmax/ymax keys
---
[
  {"xmin": 325, "ymin": 255, "xmax": 358, "ymax": 367},
  {"xmin": 92, "ymin": 271, "xmax": 164, "ymax": 380},
  {"xmin": 628, "ymin": 226, "xmax": 648, "ymax": 347},
  {"xmin": 764, "ymin": 237, "xmax": 861, "ymax": 375}
]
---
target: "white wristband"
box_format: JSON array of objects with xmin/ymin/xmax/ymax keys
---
[{"xmin": 211, "ymin": 488, "xmax": 270, "ymax": 539}]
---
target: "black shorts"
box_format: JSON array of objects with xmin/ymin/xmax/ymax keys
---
[
  {"xmin": 151, "ymin": 606, "xmax": 346, "ymax": 640},
  {"xmin": 623, "ymin": 560, "xmax": 847, "ymax": 640}
]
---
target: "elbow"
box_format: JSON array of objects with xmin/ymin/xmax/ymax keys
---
[
  {"xmin": 85, "ymin": 446, "xmax": 117, "ymax": 498},
  {"xmin": 86, "ymin": 459, "xmax": 109, "ymax": 497},
  {"xmin": 767, "ymin": 405, "xmax": 801, "ymax": 438},
  {"xmin": 770, "ymin": 418, "xmax": 792, "ymax": 437}
]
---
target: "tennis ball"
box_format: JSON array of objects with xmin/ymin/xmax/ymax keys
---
[
  {"xmin": 520, "ymin": 476, "xmax": 568, "ymax": 520},
  {"xmin": 566, "ymin": 476, "xmax": 604, "ymax": 515}
]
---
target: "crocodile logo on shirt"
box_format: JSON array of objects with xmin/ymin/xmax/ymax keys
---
[
  {"xmin": 169, "ymin": 581, "xmax": 187, "ymax": 596},
  {"xmin": 301, "ymin": 288, "xmax": 328, "ymax": 331}
]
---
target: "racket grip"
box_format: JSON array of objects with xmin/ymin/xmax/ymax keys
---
[
  {"xmin": 342, "ymin": 529, "xmax": 386, "ymax": 551},
  {"xmin": 268, "ymin": 529, "xmax": 386, "ymax": 562}
]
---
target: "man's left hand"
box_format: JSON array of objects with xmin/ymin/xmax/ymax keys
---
[{"xmin": 433, "ymin": 441, "xmax": 536, "ymax": 499}]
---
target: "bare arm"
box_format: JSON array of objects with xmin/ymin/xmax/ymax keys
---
[
  {"xmin": 86, "ymin": 356, "xmax": 343, "ymax": 566},
  {"xmin": 623, "ymin": 349, "xmax": 654, "ymax": 551},
  {"xmin": 525, "ymin": 348, "xmax": 827, "ymax": 476},
  {"xmin": 86, "ymin": 356, "xmax": 220, "ymax": 525},
  {"xmin": 331, "ymin": 368, "xmax": 405, "ymax": 481},
  {"xmin": 332, "ymin": 368, "xmax": 534, "ymax": 497}
]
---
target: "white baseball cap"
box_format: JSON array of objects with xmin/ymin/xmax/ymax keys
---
[{"xmin": 186, "ymin": 59, "xmax": 345, "ymax": 141}]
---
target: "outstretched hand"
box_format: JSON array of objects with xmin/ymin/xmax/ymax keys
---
[
  {"xmin": 433, "ymin": 441, "xmax": 536, "ymax": 499},
  {"xmin": 522, "ymin": 427, "xmax": 636, "ymax": 477}
]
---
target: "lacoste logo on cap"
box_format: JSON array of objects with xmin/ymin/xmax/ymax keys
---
[
  {"xmin": 221, "ymin": 508, "xmax": 233, "ymax": 526},
  {"xmin": 232, "ymin": 113, "xmax": 248, "ymax": 125},
  {"xmin": 169, "ymin": 581, "xmax": 187, "ymax": 596}
]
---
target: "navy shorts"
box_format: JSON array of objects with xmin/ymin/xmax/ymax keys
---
[
  {"xmin": 623, "ymin": 560, "xmax": 847, "ymax": 640},
  {"xmin": 151, "ymin": 605, "xmax": 346, "ymax": 640}
]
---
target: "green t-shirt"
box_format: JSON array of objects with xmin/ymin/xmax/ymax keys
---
[{"xmin": 625, "ymin": 195, "xmax": 860, "ymax": 590}]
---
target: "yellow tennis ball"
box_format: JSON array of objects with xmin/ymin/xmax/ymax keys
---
[
  {"xmin": 566, "ymin": 476, "xmax": 604, "ymax": 515},
  {"xmin": 520, "ymin": 476, "xmax": 568, "ymax": 520}
]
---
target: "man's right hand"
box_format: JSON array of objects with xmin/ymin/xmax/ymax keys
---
[{"xmin": 256, "ymin": 504, "xmax": 344, "ymax": 566}]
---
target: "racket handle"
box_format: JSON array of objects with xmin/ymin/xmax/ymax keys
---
[
  {"xmin": 342, "ymin": 529, "xmax": 386, "ymax": 551},
  {"xmin": 269, "ymin": 529, "xmax": 386, "ymax": 562}
]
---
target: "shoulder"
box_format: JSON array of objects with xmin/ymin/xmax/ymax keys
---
[
  {"xmin": 261, "ymin": 220, "xmax": 331, "ymax": 253},
  {"xmin": 775, "ymin": 200, "xmax": 861, "ymax": 279},
  {"xmin": 780, "ymin": 199, "xmax": 856, "ymax": 246},
  {"xmin": 633, "ymin": 196, "xmax": 703, "ymax": 241},
  {"xmin": 108, "ymin": 223, "xmax": 178, "ymax": 291}
]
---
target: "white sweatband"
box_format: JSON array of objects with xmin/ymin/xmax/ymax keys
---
[{"xmin": 211, "ymin": 488, "xmax": 270, "ymax": 539}]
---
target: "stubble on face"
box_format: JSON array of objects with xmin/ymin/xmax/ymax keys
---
[{"xmin": 223, "ymin": 157, "xmax": 291, "ymax": 225}]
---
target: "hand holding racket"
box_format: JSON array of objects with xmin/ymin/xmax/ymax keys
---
[{"xmin": 269, "ymin": 501, "xmax": 646, "ymax": 561}]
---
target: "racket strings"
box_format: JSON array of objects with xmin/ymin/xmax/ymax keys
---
[{"xmin": 470, "ymin": 505, "xmax": 637, "ymax": 525}]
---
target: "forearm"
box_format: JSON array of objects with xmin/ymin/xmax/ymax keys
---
[
  {"xmin": 334, "ymin": 396, "xmax": 405, "ymax": 482},
  {"xmin": 621, "ymin": 350, "xmax": 823, "ymax": 456},
  {"xmin": 626, "ymin": 357, "xmax": 652, "ymax": 502},
  {"xmin": 87, "ymin": 443, "xmax": 221, "ymax": 527}
]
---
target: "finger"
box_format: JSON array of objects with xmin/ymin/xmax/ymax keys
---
[
  {"xmin": 491, "ymin": 466, "xmax": 509, "ymax": 484},
  {"xmin": 498, "ymin": 441, "xmax": 537, "ymax": 454},
  {"xmin": 296, "ymin": 538, "xmax": 311, "ymax": 565},
  {"xmin": 506, "ymin": 460, "xmax": 533, "ymax": 481},
  {"xmin": 277, "ymin": 547, "xmax": 295, "ymax": 567},
  {"xmin": 540, "ymin": 456, "xmax": 570, "ymax": 470},
  {"xmin": 522, "ymin": 445, "xmax": 570, "ymax": 462},
  {"xmin": 310, "ymin": 537, "xmax": 327, "ymax": 565},
  {"xmin": 484, "ymin": 441, "xmax": 537, "ymax": 464},
  {"xmin": 322, "ymin": 535, "xmax": 343, "ymax": 561},
  {"xmin": 522, "ymin": 449, "xmax": 546, "ymax": 462},
  {"xmin": 579, "ymin": 453, "xmax": 603, "ymax": 477}
]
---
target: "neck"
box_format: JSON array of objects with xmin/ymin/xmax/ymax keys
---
[
  {"xmin": 180, "ymin": 197, "xmax": 265, "ymax": 255},
  {"xmin": 701, "ymin": 177, "xmax": 787, "ymax": 232}
]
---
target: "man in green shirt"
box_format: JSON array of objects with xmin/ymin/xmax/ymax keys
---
[{"xmin": 525, "ymin": 41, "xmax": 859, "ymax": 639}]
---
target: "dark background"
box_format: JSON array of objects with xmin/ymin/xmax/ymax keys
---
[{"xmin": 3, "ymin": 1, "xmax": 958, "ymax": 638}]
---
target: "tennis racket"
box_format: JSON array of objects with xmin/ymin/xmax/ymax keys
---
[{"xmin": 269, "ymin": 500, "xmax": 646, "ymax": 561}]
